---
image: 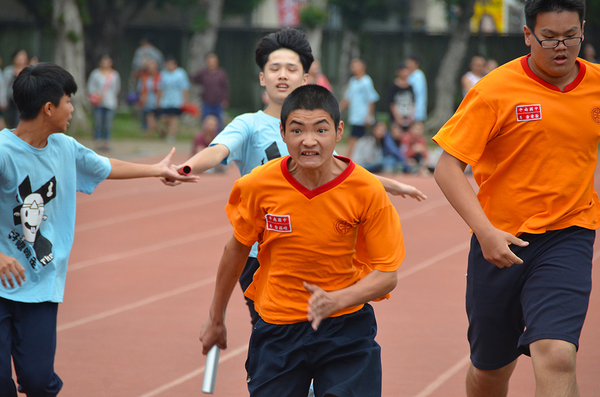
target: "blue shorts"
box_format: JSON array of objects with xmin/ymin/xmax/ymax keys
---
[
  {"xmin": 0, "ymin": 299, "xmax": 63, "ymax": 396},
  {"xmin": 245, "ymin": 304, "xmax": 381, "ymax": 397},
  {"xmin": 350, "ymin": 125, "xmax": 366, "ymax": 138},
  {"xmin": 466, "ymin": 226, "xmax": 594, "ymax": 370}
]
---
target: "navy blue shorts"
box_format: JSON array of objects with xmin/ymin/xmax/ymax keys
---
[
  {"xmin": 245, "ymin": 304, "xmax": 381, "ymax": 397},
  {"xmin": 350, "ymin": 125, "xmax": 366, "ymax": 138},
  {"xmin": 466, "ymin": 226, "xmax": 594, "ymax": 370},
  {"xmin": 0, "ymin": 299, "xmax": 63, "ymax": 396}
]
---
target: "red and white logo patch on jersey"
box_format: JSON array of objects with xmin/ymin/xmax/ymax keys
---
[
  {"xmin": 516, "ymin": 105, "xmax": 542, "ymax": 122},
  {"xmin": 265, "ymin": 214, "xmax": 292, "ymax": 233}
]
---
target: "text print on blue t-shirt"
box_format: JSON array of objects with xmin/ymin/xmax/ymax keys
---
[{"xmin": 9, "ymin": 175, "xmax": 57, "ymax": 272}]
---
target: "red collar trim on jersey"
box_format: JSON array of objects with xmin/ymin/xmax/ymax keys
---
[
  {"xmin": 521, "ymin": 54, "xmax": 586, "ymax": 93},
  {"xmin": 281, "ymin": 155, "xmax": 355, "ymax": 199}
]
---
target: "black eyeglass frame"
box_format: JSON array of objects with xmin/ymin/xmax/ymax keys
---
[{"xmin": 531, "ymin": 31, "xmax": 584, "ymax": 49}]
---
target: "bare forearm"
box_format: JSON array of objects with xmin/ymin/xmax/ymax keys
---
[
  {"xmin": 108, "ymin": 159, "xmax": 162, "ymax": 179},
  {"xmin": 433, "ymin": 151, "xmax": 493, "ymax": 235},
  {"xmin": 209, "ymin": 235, "xmax": 252, "ymax": 323},
  {"xmin": 186, "ymin": 144, "xmax": 230, "ymax": 174},
  {"xmin": 331, "ymin": 270, "xmax": 397, "ymax": 310}
]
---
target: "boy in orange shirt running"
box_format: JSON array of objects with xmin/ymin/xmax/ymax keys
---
[
  {"xmin": 200, "ymin": 85, "xmax": 404, "ymax": 396},
  {"xmin": 433, "ymin": 1, "xmax": 600, "ymax": 396}
]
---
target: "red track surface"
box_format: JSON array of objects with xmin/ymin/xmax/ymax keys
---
[{"xmin": 43, "ymin": 152, "xmax": 599, "ymax": 396}]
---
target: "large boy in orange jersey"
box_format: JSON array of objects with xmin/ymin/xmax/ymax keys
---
[
  {"xmin": 200, "ymin": 85, "xmax": 404, "ymax": 397},
  {"xmin": 433, "ymin": 1, "xmax": 600, "ymax": 396}
]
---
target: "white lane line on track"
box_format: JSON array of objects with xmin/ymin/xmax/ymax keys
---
[
  {"xmin": 68, "ymin": 225, "xmax": 232, "ymax": 271},
  {"xmin": 137, "ymin": 345, "xmax": 248, "ymax": 397},
  {"xmin": 398, "ymin": 199, "xmax": 450, "ymax": 221},
  {"xmin": 397, "ymin": 242, "xmax": 470, "ymax": 281},
  {"xmin": 57, "ymin": 277, "xmax": 215, "ymax": 332},
  {"xmin": 412, "ymin": 354, "xmax": 471, "ymax": 397},
  {"xmin": 76, "ymin": 193, "xmax": 228, "ymax": 232}
]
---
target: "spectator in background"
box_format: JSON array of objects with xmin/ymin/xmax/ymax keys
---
[
  {"xmin": 308, "ymin": 59, "xmax": 332, "ymax": 92},
  {"xmin": 352, "ymin": 121, "xmax": 406, "ymax": 173},
  {"xmin": 157, "ymin": 55, "xmax": 190, "ymax": 143},
  {"xmin": 406, "ymin": 54, "xmax": 427, "ymax": 122},
  {"xmin": 339, "ymin": 57, "xmax": 379, "ymax": 158},
  {"xmin": 402, "ymin": 121, "xmax": 429, "ymax": 176},
  {"xmin": 1, "ymin": 49, "xmax": 29, "ymax": 128},
  {"xmin": 130, "ymin": 36, "xmax": 164, "ymax": 97},
  {"xmin": 462, "ymin": 55, "xmax": 486, "ymax": 97},
  {"xmin": 87, "ymin": 54, "xmax": 121, "ymax": 153},
  {"xmin": 582, "ymin": 43, "xmax": 597, "ymax": 63},
  {"xmin": 136, "ymin": 59, "xmax": 161, "ymax": 139},
  {"xmin": 388, "ymin": 62, "xmax": 415, "ymax": 130},
  {"xmin": 191, "ymin": 53, "xmax": 229, "ymax": 130},
  {"xmin": 191, "ymin": 114, "xmax": 220, "ymax": 155},
  {"xmin": 484, "ymin": 59, "xmax": 499, "ymax": 75}
]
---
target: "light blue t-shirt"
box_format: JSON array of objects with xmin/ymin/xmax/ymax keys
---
[
  {"xmin": 408, "ymin": 69, "xmax": 428, "ymax": 121},
  {"xmin": 210, "ymin": 110, "xmax": 288, "ymax": 257},
  {"xmin": 159, "ymin": 67, "xmax": 190, "ymax": 108},
  {"xmin": 0, "ymin": 129, "xmax": 111, "ymax": 303},
  {"xmin": 343, "ymin": 75, "xmax": 380, "ymax": 126}
]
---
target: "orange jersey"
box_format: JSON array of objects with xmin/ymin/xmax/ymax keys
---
[
  {"xmin": 433, "ymin": 55, "xmax": 600, "ymax": 236},
  {"xmin": 226, "ymin": 156, "xmax": 405, "ymax": 324}
]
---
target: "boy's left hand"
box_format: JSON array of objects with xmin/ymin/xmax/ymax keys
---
[{"xmin": 304, "ymin": 282, "xmax": 339, "ymax": 331}]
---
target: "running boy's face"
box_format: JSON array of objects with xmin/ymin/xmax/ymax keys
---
[
  {"xmin": 524, "ymin": 11, "xmax": 584, "ymax": 83},
  {"xmin": 281, "ymin": 109, "xmax": 343, "ymax": 170},
  {"xmin": 48, "ymin": 94, "xmax": 74, "ymax": 132},
  {"xmin": 260, "ymin": 48, "xmax": 308, "ymax": 106}
]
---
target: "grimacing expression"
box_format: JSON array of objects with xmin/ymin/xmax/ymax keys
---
[{"xmin": 281, "ymin": 109, "xmax": 343, "ymax": 171}]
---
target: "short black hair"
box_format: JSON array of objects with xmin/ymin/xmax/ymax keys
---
[
  {"xmin": 12, "ymin": 63, "xmax": 77, "ymax": 120},
  {"xmin": 255, "ymin": 28, "xmax": 314, "ymax": 73},
  {"xmin": 525, "ymin": 0, "xmax": 585, "ymax": 31},
  {"xmin": 407, "ymin": 54, "xmax": 421, "ymax": 65},
  {"xmin": 281, "ymin": 85, "xmax": 340, "ymax": 131}
]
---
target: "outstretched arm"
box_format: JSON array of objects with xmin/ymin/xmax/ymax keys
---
[
  {"xmin": 108, "ymin": 148, "xmax": 199, "ymax": 183},
  {"xmin": 373, "ymin": 174, "xmax": 427, "ymax": 201},
  {"xmin": 200, "ymin": 234, "xmax": 252, "ymax": 354},
  {"xmin": 304, "ymin": 269, "xmax": 397, "ymax": 330},
  {"xmin": 434, "ymin": 150, "xmax": 528, "ymax": 268},
  {"xmin": 161, "ymin": 144, "xmax": 230, "ymax": 186}
]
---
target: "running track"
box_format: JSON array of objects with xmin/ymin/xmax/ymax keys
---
[{"xmin": 48, "ymin": 150, "xmax": 599, "ymax": 396}]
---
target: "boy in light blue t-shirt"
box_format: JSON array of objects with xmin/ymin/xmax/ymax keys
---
[{"xmin": 0, "ymin": 63, "xmax": 198, "ymax": 397}]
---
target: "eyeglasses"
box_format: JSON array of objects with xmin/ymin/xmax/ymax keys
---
[{"xmin": 531, "ymin": 32, "xmax": 583, "ymax": 49}]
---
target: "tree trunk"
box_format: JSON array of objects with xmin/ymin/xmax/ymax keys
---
[
  {"xmin": 52, "ymin": 0, "xmax": 89, "ymax": 134},
  {"xmin": 187, "ymin": 0, "xmax": 225, "ymax": 105},
  {"xmin": 425, "ymin": 0, "xmax": 476, "ymax": 135}
]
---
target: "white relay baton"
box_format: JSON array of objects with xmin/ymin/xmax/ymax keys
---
[{"xmin": 202, "ymin": 345, "xmax": 221, "ymax": 394}]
